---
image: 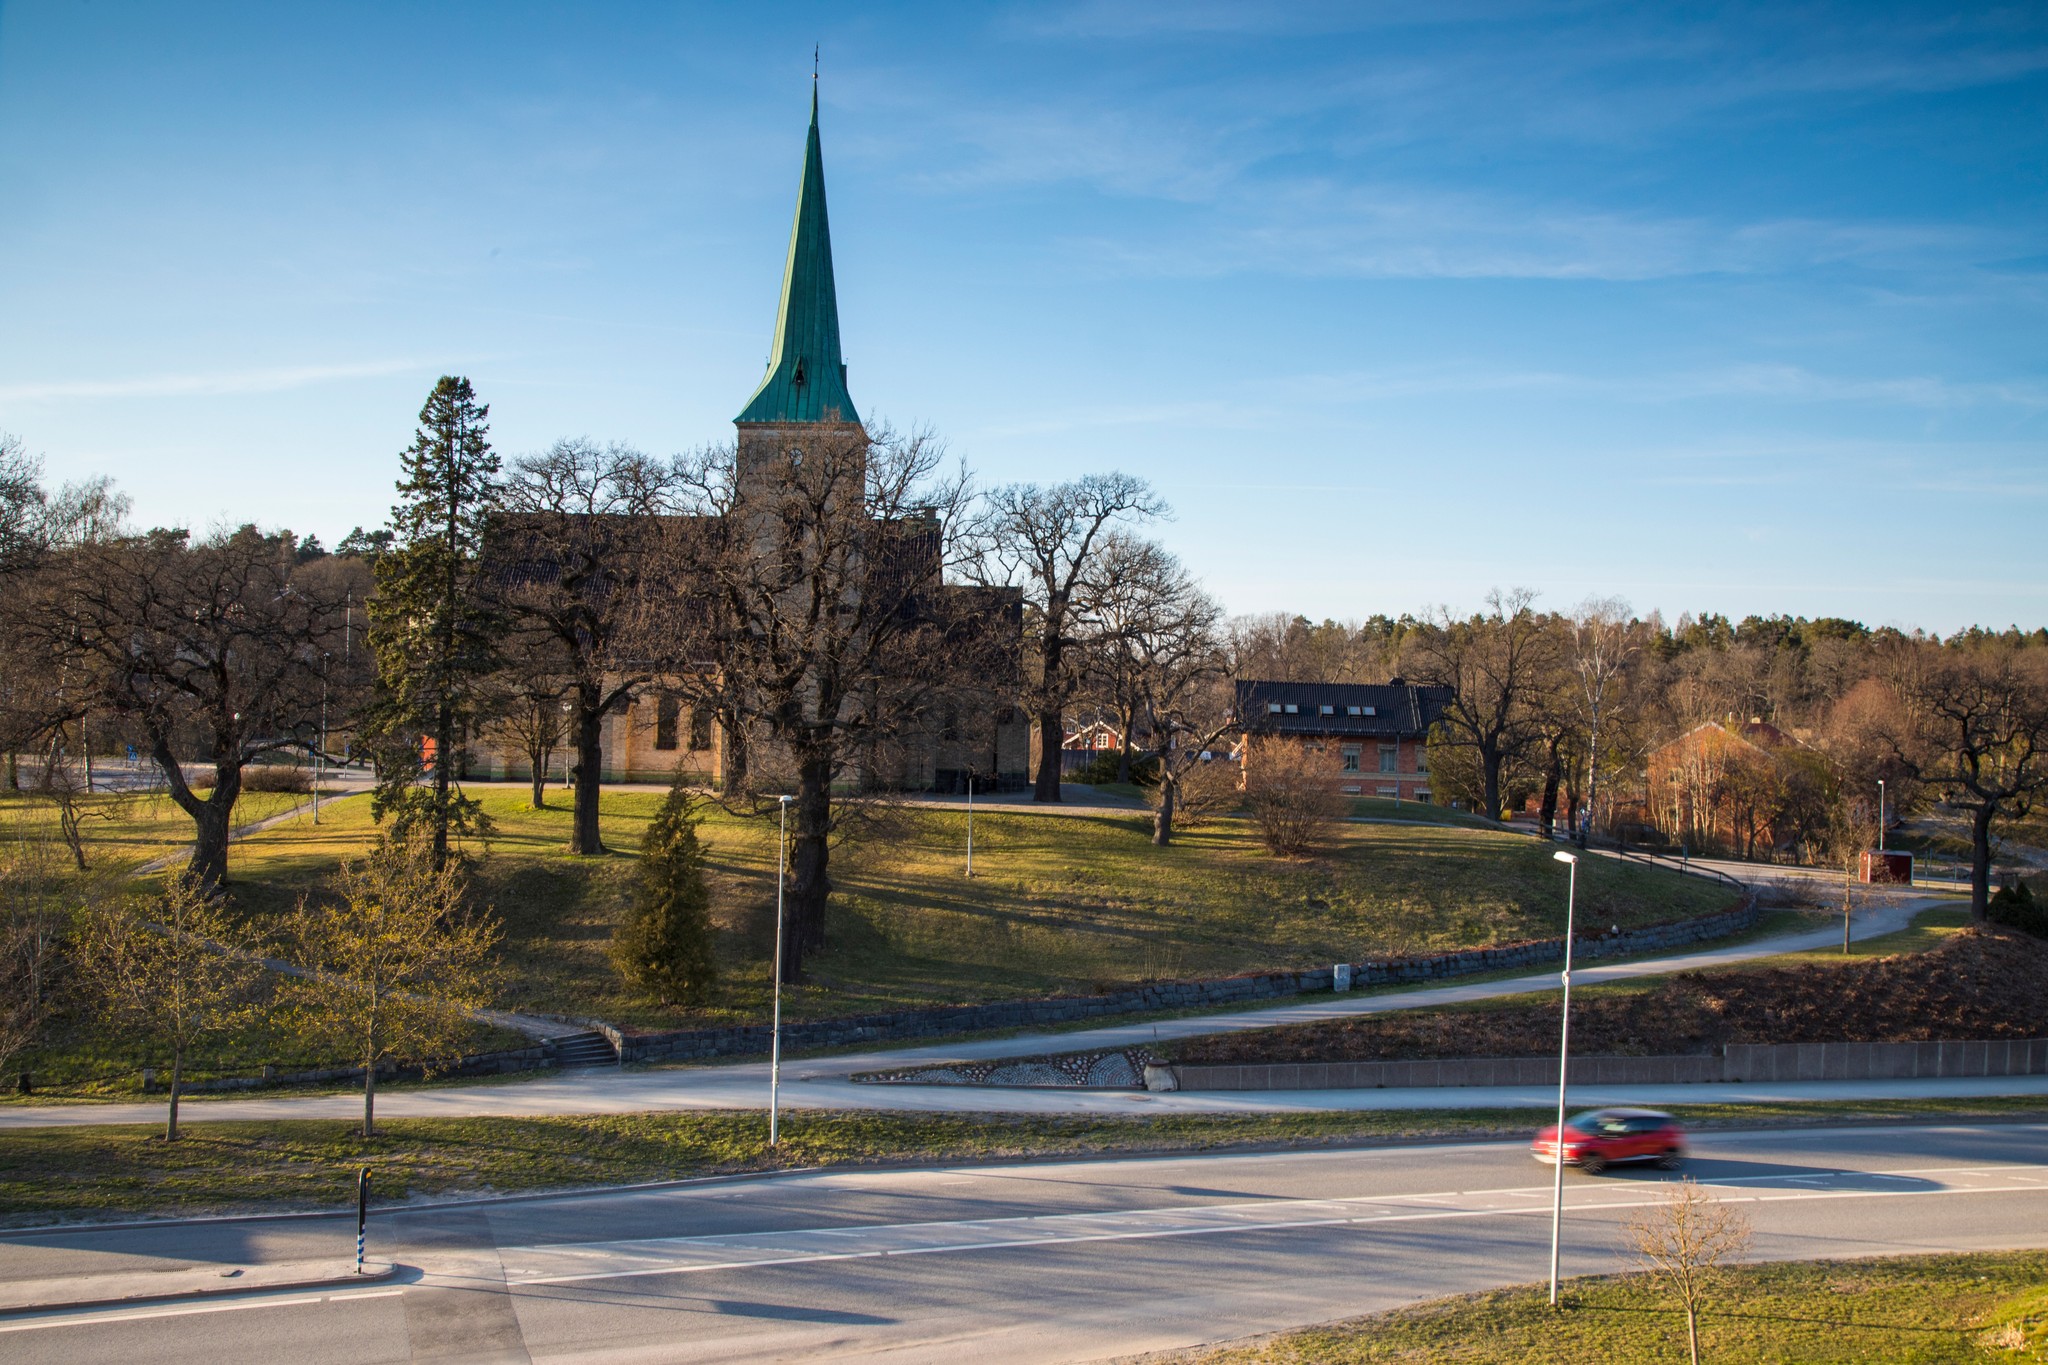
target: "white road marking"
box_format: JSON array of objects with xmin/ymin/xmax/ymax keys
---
[
  {"xmin": 502, "ymin": 1163, "xmax": 2048, "ymax": 1287},
  {"xmin": 0, "ymin": 1286, "xmax": 403, "ymax": 1334}
]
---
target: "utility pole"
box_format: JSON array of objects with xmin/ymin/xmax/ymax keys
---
[
  {"xmin": 769, "ymin": 794, "xmax": 791, "ymax": 1147},
  {"xmin": 1548, "ymin": 848, "xmax": 1579, "ymax": 1307}
]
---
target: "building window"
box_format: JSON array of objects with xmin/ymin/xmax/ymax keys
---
[
  {"xmin": 1319, "ymin": 704, "xmax": 1335, "ymax": 716},
  {"xmin": 1283, "ymin": 703, "xmax": 1299, "ymax": 714},
  {"xmin": 1345, "ymin": 705, "xmax": 1362, "ymax": 716},
  {"xmin": 655, "ymin": 696, "xmax": 680, "ymax": 751},
  {"xmin": 1342, "ymin": 785, "xmax": 1362, "ymax": 795},
  {"xmin": 1377, "ymin": 786, "xmax": 1398, "ymax": 798},
  {"xmin": 1267, "ymin": 702, "xmax": 1283, "ymax": 714},
  {"xmin": 1416, "ymin": 747, "xmax": 1430, "ymax": 775},
  {"xmin": 1379, "ymin": 743, "xmax": 1398, "ymax": 773},
  {"xmin": 688, "ymin": 706, "xmax": 713, "ymax": 751},
  {"xmin": 1341, "ymin": 745, "xmax": 1361, "ymax": 772},
  {"xmin": 941, "ymin": 706, "xmax": 960, "ymax": 741}
]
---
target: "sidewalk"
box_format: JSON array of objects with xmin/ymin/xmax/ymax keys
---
[
  {"xmin": 0, "ymin": 897, "xmax": 1970, "ymax": 1128},
  {"xmin": 0, "ymin": 1259, "xmax": 394, "ymax": 1315}
]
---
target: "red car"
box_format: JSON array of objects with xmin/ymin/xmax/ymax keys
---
[{"xmin": 1532, "ymin": 1107, "xmax": 1686, "ymax": 1174}]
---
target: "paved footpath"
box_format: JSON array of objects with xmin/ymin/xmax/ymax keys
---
[{"xmin": 10, "ymin": 896, "xmax": 2026, "ymax": 1129}]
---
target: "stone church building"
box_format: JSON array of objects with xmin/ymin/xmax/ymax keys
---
[{"xmin": 473, "ymin": 90, "xmax": 1031, "ymax": 793}]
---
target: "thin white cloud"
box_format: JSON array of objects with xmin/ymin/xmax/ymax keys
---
[{"xmin": 0, "ymin": 359, "xmax": 435, "ymax": 404}]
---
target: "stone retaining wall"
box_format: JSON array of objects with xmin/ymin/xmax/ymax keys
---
[
  {"xmin": 161, "ymin": 1043, "xmax": 557, "ymax": 1094},
  {"xmin": 1170, "ymin": 1037, "xmax": 2048, "ymax": 1092},
  {"xmin": 615, "ymin": 895, "xmax": 1755, "ymax": 1065}
]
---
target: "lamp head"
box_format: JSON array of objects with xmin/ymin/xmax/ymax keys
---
[{"xmin": 1553, "ymin": 850, "xmax": 1577, "ymax": 864}]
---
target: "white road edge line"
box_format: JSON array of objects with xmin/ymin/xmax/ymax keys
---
[{"xmin": 0, "ymin": 1286, "xmax": 403, "ymax": 1334}]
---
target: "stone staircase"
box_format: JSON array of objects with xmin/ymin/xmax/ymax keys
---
[{"xmin": 550, "ymin": 1031, "xmax": 619, "ymax": 1069}]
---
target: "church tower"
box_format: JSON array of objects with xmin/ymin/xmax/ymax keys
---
[{"xmin": 735, "ymin": 86, "xmax": 864, "ymax": 487}]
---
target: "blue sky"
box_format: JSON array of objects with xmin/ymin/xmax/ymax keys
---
[{"xmin": 1, "ymin": 1, "xmax": 2043, "ymax": 632}]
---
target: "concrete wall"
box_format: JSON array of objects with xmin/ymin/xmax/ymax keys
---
[{"xmin": 1172, "ymin": 1037, "xmax": 2048, "ymax": 1092}]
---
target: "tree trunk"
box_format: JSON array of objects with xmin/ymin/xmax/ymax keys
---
[
  {"xmin": 1481, "ymin": 743, "xmax": 1504, "ymax": 822},
  {"xmin": 1685, "ymin": 1303, "xmax": 1700, "ymax": 1365},
  {"xmin": 1537, "ymin": 740, "xmax": 1562, "ymax": 840},
  {"xmin": 432, "ymin": 696, "xmax": 454, "ymax": 872},
  {"xmin": 529, "ymin": 761, "xmax": 546, "ymax": 810},
  {"xmin": 1970, "ymin": 802, "xmax": 1994, "ymax": 924},
  {"xmin": 1153, "ymin": 776, "xmax": 1174, "ymax": 847},
  {"xmin": 1116, "ymin": 712, "xmax": 1135, "ymax": 785},
  {"xmin": 571, "ymin": 688, "xmax": 605, "ymax": 856},
  {"xmin": 1034, "ymin": 707, "xmax": 1063, "ymax": 802},
  {"xmin": 187, "ymin": 794, "xmax": 234, "ymax": 893},
  {"xmin": 785, "ymin": 755, "xmax": 836, "ymax": 972},
  {"xmin": 166, "ymin": 1047, "xmax": 183, "ymax": 1142},
  {"xmin": 363, "ymin": 1059, "xmax": 377, "ymax": 1137}
]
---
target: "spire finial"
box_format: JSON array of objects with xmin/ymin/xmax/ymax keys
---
[{"xmin": 813, "ymin": 44, "xmax": 819, "ymax": 82}]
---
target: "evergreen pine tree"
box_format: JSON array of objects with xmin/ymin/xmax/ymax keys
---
[
  {"xmin": 612, "ymin": 785, "xmax": 717, "ymax": 1005},
  {"xmin": 366, "ymin": 376, "xmax": 503, "ymax": 867}
]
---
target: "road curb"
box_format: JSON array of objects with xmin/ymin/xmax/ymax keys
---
[{"xmin": 0, "ymin": 1259, "xmax": 397, "ymax": 1316}]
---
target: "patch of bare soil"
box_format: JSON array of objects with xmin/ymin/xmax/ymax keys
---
[{"xmin": 1174, "ymin": 927, "xmax": 2048, "ymax": 1065}]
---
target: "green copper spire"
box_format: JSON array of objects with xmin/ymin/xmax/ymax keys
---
[{"xmin": 736, "ymin": 87, "xmax": 859, "ymax": 425}]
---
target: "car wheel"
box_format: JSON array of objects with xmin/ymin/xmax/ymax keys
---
[
  {"xmin": 1578, "ymin": 1153, "xmax": 1607, "ymax": 1175},
  {"xmin": 1658, "ymin": 1149, "xmax": 1684, "ymax": 1170}
]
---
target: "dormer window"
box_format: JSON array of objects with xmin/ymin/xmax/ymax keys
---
[
  {"xmin": 1346, "ymin": 706, "xmax": 1362, "ymax": 716},
  {"xmin": 792, "ymin": 357, "xmax": 807, "ymax": 389},
  {"xmin": 1283, "ymin": 704, "xmax": 1299, "ymax": 714},
  {"xmin": 1319, "ymin": 705, "xmax": 1335, "ymax": 716},
  {"xmin": 1362, "ymin": 706, "xmax": 1377, "ymax": 716},
  {"xmin": 1266, "ymin": 703, "xmax": 1282, "ymax": 714}
]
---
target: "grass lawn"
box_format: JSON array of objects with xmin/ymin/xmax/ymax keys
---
[
  {"xmin": 1347, "ymin": 797, "xmax": 1498, "ymax": 828},
  {"xmin": 205, "ymin": 787, "xmax": 1737, "ymax": 1030},
  {"xmin": 2, "ymin": 1097, "xmax": 2044, "ymax": 1225},
  {"xmin": 1179, "ymin": 1251, "xmax": 2048, "ymax": 1363},
  {"xmin": 0, "ymin": 788, "xmax": 321, "ymax": 874}
]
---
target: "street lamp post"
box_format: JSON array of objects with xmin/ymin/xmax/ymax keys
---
[
  {"xmin": 965, "ymin": 772, "xmax": 975, "ymax": 878},
  {"xmin": 1548, "ymin": 848, "xmax": 1579, "ymax": 1308},
  {"xmin": 1877, "ymin": 779, "xmax": 1886, "ymax": 854},
  {"xmin": 769, "ymin": 794, "xmax": 791, "ymax": 1147}
]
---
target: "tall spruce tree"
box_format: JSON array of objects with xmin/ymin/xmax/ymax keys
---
[
  {"xmin": 368, "ymin": 376, "xmax": 503, "ymax": 868},
  {"xmin": 611, "ymin": 784, "xmax": 717, "ymax": 1005}
]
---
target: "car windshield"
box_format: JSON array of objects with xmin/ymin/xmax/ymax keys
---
[{"xmin": 1564, "ymin": 1110, "xmax": 1612, "ymax": 1132}]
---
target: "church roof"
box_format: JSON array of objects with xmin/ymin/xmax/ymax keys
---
[{"xmin": 736, "ymin": 87, "xmax": 860, "ymax": 426}]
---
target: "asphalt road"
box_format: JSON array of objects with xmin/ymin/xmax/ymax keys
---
[{"xmin": 2, "ymin": 1120, "xmax": 2043, "ymax": 1363}]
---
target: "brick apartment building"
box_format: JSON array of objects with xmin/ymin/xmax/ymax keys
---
[{"xmin": 1234, "ymin": 679, "xmax": 1453, "ymax": 801}]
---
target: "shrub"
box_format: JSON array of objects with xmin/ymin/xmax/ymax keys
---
[
  {"xmin": 1988, "ymin": 879, "xmax": 2047, "ymax": 939},
  {"xmin": 611, "ymin": 785, "xmax": 717, "ymax": 1005},
  {"xmin": 240, "ymin": 765, "xmax": 311, "ymax": 793},
  {"xmin": 1242, "ymin": 738, "xmax": 1343, "ymax": 857},
  {"xmin": 1070, "ymin": 749, "xmax": 1157, "ymax": 787}
]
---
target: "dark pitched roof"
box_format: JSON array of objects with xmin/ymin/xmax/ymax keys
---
[{"xmin": 1235, "ymin": 679, "xmax": 1453, "ymax": 738}]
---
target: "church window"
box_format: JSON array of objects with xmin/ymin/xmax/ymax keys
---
[
  {"xmin": 689, "ymin": 707, "xmax": 713, "ymax": 752},
  {"xmin": 655, "ymin": 696, "xmax": 680, "ymax": 751}
]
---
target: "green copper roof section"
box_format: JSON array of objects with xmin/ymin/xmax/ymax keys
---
[{"xmin": 736, "ymin": 88, "xmax": 860, "ymax": 425}]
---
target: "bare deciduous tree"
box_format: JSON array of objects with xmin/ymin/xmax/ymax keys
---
[
  {"xmin": 1406, "ymin": 588, "xmax": 1557, "ymax": 820},
  {"xmin": 1882, "ymin": 644, "xmax": 2048, "ymax": 921},
  {"xmin": 653, "ymin": 423, "xmax": 974, "ymax": 982},
  {"xmin": 969, "ymin": 473, "xmax": 1167, "ymax": 802},
  {"xmin": 492, "ymin": 438, "xmax": 682, "ymax": 852},
  {"xmin": 19, "ymin": 526, "xmax": 353, "ymax": 891},
  {"xmin": 1621, "ymin": 1178, "xmax": 1753, "ymax": 1365}
]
